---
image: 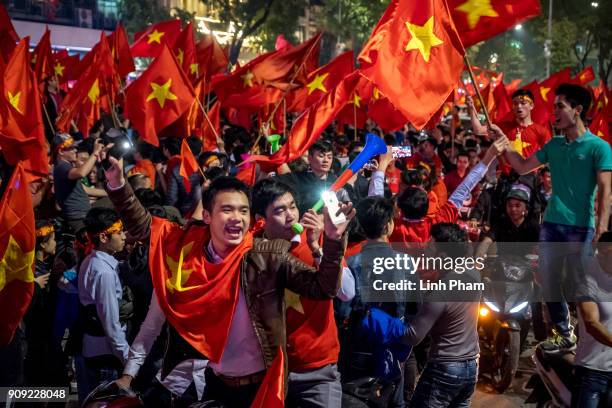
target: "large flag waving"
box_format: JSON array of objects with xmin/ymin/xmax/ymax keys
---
[
  {"xmin": 131, "ymin": 20, "xmax": 182, "ymax": 58},
  {"xmin": 0, "ymin": 4, "xmax": 19, "ymax": 62},
  {"xmin": 125, "ymin": 45, "xmax": 196, "ymax": 146},
  {"xmin": 449, "ymin": 0, "xmax": 541, "ymax": 47},
  {"xmin": 0, "ymin": 162, "xmax": 35, "ymax": 347},
  {"xmin": 0, "ymin": 38, "xmax": 48, "ymax": 177},
  {"xmin": 359, "ymin": 0, "xmax": 465, "ymax": 129}
]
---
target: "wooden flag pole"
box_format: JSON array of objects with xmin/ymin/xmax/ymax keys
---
[
  {"xmin": 353, "ymin": 100, "xmax": 358, "ymax": 140},
  {"xmin": 196, "ymin": 98, "xmax": 220, "ymax": 140},
  {"xmin": 283, "ymin": 98, "xmax": 287, "ymax": 140},
  {"xmin": 464, "ymin": 55, "xmax": 492, "ymax": 128}
]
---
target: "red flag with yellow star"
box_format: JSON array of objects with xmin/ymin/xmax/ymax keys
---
[
  {"xmin": 201, "ymin": 100, "xmax": 221, "ymax": 152},
  {"xmin": 248, "ymin": 71, "xmax": 361, "ymax": 170},
  {"xmin": 0, "ymin": 162, "xmax": 35, "ymax": 347},
  {"xmin": 32, "ymin": 28, "xmax": 54, "ymax": 84},
  {"xmin": 359, "ymin": 0, "xmax": 465, "ymax": 129},
  {"xmin": 448, "ymin": 0, "xmax": 541, "ymax": 47},
  {"xmin": 52, "ymin": 50, "xmax": 80, "ymax": 84},
  {"xmin": 572, "ymin": 66, "xmax": 595, "ymax": 86},
  {"xmin": 131, "ymin": 20, "xmax": 182, "ymax": 58},
  {"xmin": 0, "ymin": 38, "xmax": 49, "ymax": 177},
  {"xmin": 108, "ymin": 24, "xmax": 135, "ymax": 77},
  {"xmin": 289, "ymin": 50, "xmax": 354, "ymax": 112},
  {"xmin": 125, "ymin": 45, "xmax": 196, "ymax": 146},
  {"xmin": 173, "ymin": 22, "xmax": 198, "ymax": 81},
  {"xmin": 195, "ymin": 34, "xmax": 229, "ymax": 81}
]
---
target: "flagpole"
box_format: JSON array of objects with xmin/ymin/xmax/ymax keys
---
[
  {"xmin": 108, "ymin": 95, "xmax": 121, "ymax": 129},
  {"xmin": 463, "ymin": 55, "xmax": 492, "ymax": 128},
  {"xmin": 353, "ymin": 101, "xmax": 357, "ymax": 140},
  {"xmin": 42, "ymin": 104, "xmax": 56, "ymax": 135},
  {"xmin": 283, "ymin": 98, "xmax": 287, "ymax": 140},
  {"xmin": 196, "ymin": 98, "xmax": 220, "ymax": 140}
]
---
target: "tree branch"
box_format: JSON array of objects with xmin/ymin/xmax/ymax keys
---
[{"xmin": 241, "ymin": 0, "xmax": 276, "ymax": 38}]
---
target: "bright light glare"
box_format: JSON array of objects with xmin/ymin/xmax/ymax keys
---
[
  {"xmin": 509, "ymin": 301, "xmax": 529, "ymax": 314},
  {"xmin": 514, "ymin": 24, "xmax": 523, "ymax": 31},
  {"xmin": 591, "ymin": 2, "xmax": 599, "ymax": 7},
  {"xmin": 479, "ymin": 307, "xmax": 489, "ymax": 317},
  {"xmin": 484, "ymin": 301, "xmax": 500, "ymax": 312}
]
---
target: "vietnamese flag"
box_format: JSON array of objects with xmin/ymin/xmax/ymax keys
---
[
  {"xmin": 108, "ymin": 24, "xmax": 135, "ymax": 77},
  {"xmin": 492, "ymin": 80, "xmax": 512, "ymax": 122},
  {"xmin": 0, "ymin": 162, "xmax": 35, "ymax": 347},
  {"xmin": 539, "ymin": 68, "xmax": 571, "ymax": 105},
  {"xmin": 196, "ymin": 34, "xmax": 229, "ymax": 81},
  {"xmin": 449, "ymin": 0, "xmax": 541, "ymax": 47},
  {"xmin": 249, "ymin": 71, "xmax": 361, "ymax": 170},
  {"xmin": 572, "ymin": 66, "xmax": 595, "ymax": 86},
  {"xmin": 149, "ymin": 218, "xmax": 254, "ymax": 361},
  {"xmin": 590, "ymin": 111, "xmax": 610, "ymax": 144},
  {"xmin": 201, "ymin": 100, "xmax": 221, "ymax": 152},
  {"xmin": 179, "ymin": 138, "xmax": 199, "ymax": 192},
  {"xmin": 173, "ymin": 22, "xmax": 198, "ymax": 80},
  {"xmin": 359, "ymin": 0, "xmax": 465, "ymax": 129},
  {"xmin": 131, "ymin": 19, "xmax": 182, "ymax": 58},
  {"xmin": 0, "ymin": 3, "xmax": 18, "ymax": 62},
  {"xmin": 125, "ymin": 45, "xmax": 196, "ymax": 146},
  {"xmin": 32, "ymin": 28, "xmax": 54, "ymax": 84},
  {"xmin": 52, "ymin": 50, "xmax": 80, "ymax": 84},
  {"xmin": 251, "ymin": 33, "xmax": 322, "ymax": 89},
  {"xmin": 368, "ymin": 86, "xmax": 409, "ymax": 132},
  {"xmin": 290, "ymin": 50, "xmax": 354, "ymax": 112},
  {"xmin": 0, "ymin": 38, "xmax": 48, "ymax": 178}
]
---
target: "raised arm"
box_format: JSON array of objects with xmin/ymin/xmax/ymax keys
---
[
  {"xmin": 466, "ymin": 95, "xmax": 489, "ymax": 137},
  {"xmin": 489, "ymin": 125, "xmax": 543, "ymax": 175},
  {"xmin": 104, "ymin": 157, "xmax": 152, "ymax": 242}
]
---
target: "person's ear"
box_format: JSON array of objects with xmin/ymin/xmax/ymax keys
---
[
  {"xmin": 202, "ymin": 209, "xmax": 212, "ymax": 224},
  {"xmin": 99, "ymin": 233, "xmax": 109, "ymax": 244},
  {"xmin": 575, "ymin": 104, "xmax": 584, "ymax": 119}
]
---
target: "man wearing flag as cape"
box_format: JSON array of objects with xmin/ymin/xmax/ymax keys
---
[{"xmin": 102, "ymin": 156, "xmax": 354, "ymax": 406}]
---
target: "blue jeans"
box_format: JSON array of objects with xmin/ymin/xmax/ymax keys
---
[
  {"xmin": 538, "ymin": 222, "xmax": 594, "ymax": 335},
  {"xmin": 409, "ymin": 360, "xmax": 478, "ymax": 408},
  {"xmin": 572, "ymin": 366, "xmax": 612, "ymax": 408}
]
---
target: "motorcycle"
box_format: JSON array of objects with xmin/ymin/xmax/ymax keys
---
[
  {"xmin": 478, "ymin": 253, "xmax": 536, "ymax": 392},
  {"xmin": 525, "ymin": 345, "xmax": 612, "ymax": 407}
]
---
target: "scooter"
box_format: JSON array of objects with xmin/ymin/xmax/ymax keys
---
[
  {"xmin": 525, "ymin": 345, "xmax": 612, "ymax": 407},
  {"xmin": 478, "ymin": 253, "xmax": 535, "ymax": 392}
]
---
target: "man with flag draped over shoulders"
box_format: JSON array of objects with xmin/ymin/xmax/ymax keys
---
[{"xmin": 102, "ymin": 156, "xmax": 354, "ymax": 407}]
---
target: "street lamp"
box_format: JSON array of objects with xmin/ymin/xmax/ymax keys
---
[{"xmin": 591, "ymin": 2, "xmax": 599, "ymax": 8}]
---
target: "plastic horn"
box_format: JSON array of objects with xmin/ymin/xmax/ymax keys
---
[
  {"xmin": 291, "ymin": 133, "xmax": 388, "ymax": 234},
  {"xmin": 266, "ymin": 134, "xmax": 281, "ymax": 154}
]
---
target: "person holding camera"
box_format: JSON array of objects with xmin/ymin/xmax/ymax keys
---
[{"xmin": 53, "ymin": 133, "xmax": 105, "ymax": 232}]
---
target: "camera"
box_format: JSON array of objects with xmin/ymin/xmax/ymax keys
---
[{"xmin": 101, "ymin": 128, "xmax": 133, "ymax": 170}]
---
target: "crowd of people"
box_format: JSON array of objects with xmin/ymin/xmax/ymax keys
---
[{"xmin": 0, "ymin": 79, "xmax": 611, "ymax": 408}]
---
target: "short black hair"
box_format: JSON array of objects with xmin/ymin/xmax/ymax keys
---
[
  {"xmin": 186, "ymin": 136, "xmax": 203, "ymax": 156},
  {"xmin": 430, "ymin": 223, "xmax": 468, "ymax": 257},
  {"xmin": 356, "ymin": 197, "xmax": 395, "ymax": 239},
  {"xmin": 251, "ymin": 178, "xmax": 296, "ymax": 218},
  {"xmin": 136, "ymin": 141, "xmax": 154, "ymax": 159},
  {"xmin": 134, "ymin": 188, "xmax": 163, "ymax": 208},
  {"xmin": 84, "ymin": 208, "xmax": 121, "ymax": 246},
  {"xmin": 555, "ymin": 83, "xmax": 592, "ymax": 121},
  {"xmin": 398, "ymin": 187, "xmax": 429, "ymax": 220},
  {"xmin": 308, "ymin": 140, "xmax": 333, "ymax": 155},
  {"xmin": 511, "ymin": 89, "xmax": 535, "ymax": 101},
  {"xmin": 204, "ymin": 166, "xmax": 227, "ymax": 183},
  {"xmin": 202, "ymin": 176, "xmax": 250, "ymax": 213},
  {"xmin": 162, "ymin": 138, "xmax": 181, "ymax": 156},
  {"xmin": 456, "ymin": 151, "xmax": 470, "ymax": 160}
]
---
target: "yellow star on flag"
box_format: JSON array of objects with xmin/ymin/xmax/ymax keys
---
[
  {"xmin": 580, "ymin": 73, "xmax": 587, "ymax": 81},
  {"xmin": 146, "ymin": 78, "xmax": 178, "ymax": 108},
  {"xmin": 540, "ymin": 87, "xmax": 551, "ymax": 102},
  {"xmin": 0, "ymin": 235, "xmax": 35, "ymax": 292},
  {"xmin": 7, "ymin": 91, "xmax": 22, "ymax": 113},
  {"xmin": 165, "ymin": 242, "xmax": 196, "ymax": 293},
  {"xmin": 405, "ymin": 16, "xmax": 444, "ymax": 63},
  {"xmin": 349, "ymin": 93, "xmax": 361, "ymax": 108},
  {"xmin": 512, "ymin": 136, "xmax": 531, "ymax": 157},
  {"xmin": 241, "ymin": 70, "xmax": 255, "ymax": 87},
  {"xmin": 87, "ymin": 79, "xmax": 100, "ymax": 104},
  {"xmin": 147, "ymin": 30, "xmax": 165, "ymax": 44},
  {"xmin": 176, "ymin": 48, "xmax": 184, "ymax": 66},
  {"xmin": 455, "ymin": 0, "xmax": 499, "ymax": 29},
  {"xmin": 306, "ymin": 73, "xmax": 329, "ymax": 95},
  {"xmin": 284, "ymin": 289, "xmax": 304, "ymax": 314},
  {"xmin": 373, "ymin": 87, "xmax": 381, "ymax": 100},
  {"xmin": 54, "ymin": 62, "xmax": 65, "ymax": 77},
  {"xmin": 189, "ymin": 63, "xmax": 199, "ymax": 76}
]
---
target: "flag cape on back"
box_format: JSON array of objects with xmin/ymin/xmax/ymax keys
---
[
  {"xmin": 0, "ymin": 38, "xmax": 48, "ymax": 177},
  {"xmin": 148, "ymin": 218, "xmax": 254, "ymax": 362},
  {"xmin": 0, "ymin": 162, "xmax": 35, "ymax": 347},
  {"xmin": 448, "ymin": 0, "xmax": 541, "ymax": 47},
  {"xmin": 125, "ymin": 45, "xmax": 196, "ymax": 146},
  {"xmin": 131, "ymin": 20, "xmax": 182, "ymax": 58},
  {"xmin": 359, "ymin": 0, "xmax": 465, "ymax": 129}
]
